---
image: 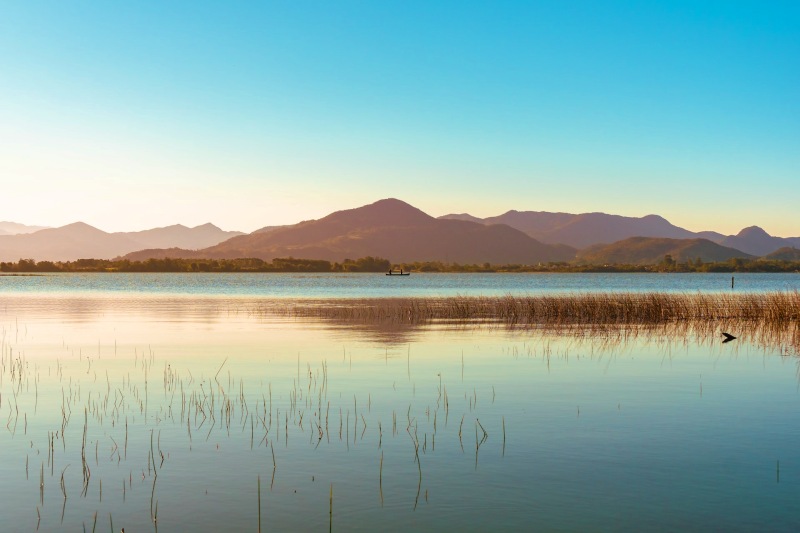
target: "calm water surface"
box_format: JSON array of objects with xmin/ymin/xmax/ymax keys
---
[
  {"xmin": 0, "ymin": 282, "xmax": 798, "ymax": 531},
  {"xmin": 1, "ymin": 271, "xmax": 799, "ymax": 297}
]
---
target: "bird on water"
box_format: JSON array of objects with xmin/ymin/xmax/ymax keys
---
[{"xmin": 721, "ymin": 332, "xmax": 737, "ymax": 343}]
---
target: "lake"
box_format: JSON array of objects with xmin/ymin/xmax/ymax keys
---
[
  {"xmin": 1, "ymin": 274, "xmax": 798, "ymax": 531},
  {"xmin": 1, "ymin": 271, "xmax": 799, "ymax": 298}
]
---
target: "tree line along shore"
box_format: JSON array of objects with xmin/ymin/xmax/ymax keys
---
[{"xmin": 1, "ymin": 256, "xmax": 800, "ymax": 274}]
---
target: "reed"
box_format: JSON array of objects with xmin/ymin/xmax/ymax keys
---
[
  {"xmin": 265, "ymin": 291, "xmax": 800, "ymax": 326},
  {"xmin": 502, "ymin": 416, "xmax": 506, "ymax": 457},
  {"xmin": 379, "ymin": 450, "xmax": 384, "ymax": 506}
]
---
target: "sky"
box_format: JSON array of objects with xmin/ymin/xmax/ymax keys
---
[{"xmin": 1, "ymin": 1, "xmax": 798, "ymax": 236}]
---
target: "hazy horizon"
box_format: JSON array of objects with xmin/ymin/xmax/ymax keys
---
[{"xmin": 2, "ymin": 2, "xmax": 797, "ymax": 236}]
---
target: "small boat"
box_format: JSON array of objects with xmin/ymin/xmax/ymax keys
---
[{"xmin": 386, "ymin": 269, "xmax": 410, "ymax": 276}]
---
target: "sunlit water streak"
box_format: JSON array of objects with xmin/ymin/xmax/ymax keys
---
[{"xmin": 0, "ymin": 290, "xmax": 799, "ymax": 531}]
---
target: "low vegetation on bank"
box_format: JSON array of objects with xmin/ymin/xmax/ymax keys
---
[
  {"xmin": 1, "ymin": 256, "xmax": 799, "ymax": 274},
  {"xmin": 393, "ymin": 257, "xmax": 800, "ymax": 273},
  {"xmin": 0, "ymin": 256, "xmax": 391, "ymax": 273}
]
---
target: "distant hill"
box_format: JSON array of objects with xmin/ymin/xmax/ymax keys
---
[
  {"xmin": 0, "ymin": 222, "xmax": 243, "ymax": 262},
  {"xmin": 577, "ymin": 237, "xmax": 753, "ymax": 265},
  {"xmin": 524, "ymin": 213, "xmax": 703, "ymax": 248},
  {"xmin": 0, "ymin": 221, "xmax": 50, "ymax": 235},
  {"xmin": 720, "ymin": 226, "xmax": 800, "ymax": 257},
  {"xmin": 124, "ymin": 199, "xmax": 577, "ymax": 264},
  {"xmin": 438, "ymin": 210, "xmax": 725, "ymax": 248},
  {"xmin": 485, "ymin": 211, "xmax": 581, "ymax": 239},
  {"xmin": 440, "ymin": 210, "xmax": 800, "ymax": 255},
  {"xmin": 121, "ymin": 247, "xmax": 202, "ymax": 261},
  {"xmin": 438, "ymin": 213, "xmax": 484, "ymax": 224},
  {"xmin": 0, "ymin": 223, "xmax": 145, "ymax": 262},
  {"xmin": 764, "ymin": 247, "xmax": 800, "ymax": 261},
  {"xmin": 118, "ymin": 223, "xmax": 244, "ymax": 250}
]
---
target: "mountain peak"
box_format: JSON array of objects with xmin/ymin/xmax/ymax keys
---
[
  {"xmin": 736, "ymin": 226, "xmax": 770, "ymax": 238},
  {"xmin": 323, "ymin": 198, "xmax": 434, "ymax": 226},
  {"xmin": 373, "ymin": 197, "xmax": 405, "ymax": 206},
  {"xmin": 192, "ymin": 198, "xmax": 575, "ymax": 263},
  {"xmin": 193, "ymin": 223, "xmax": 221, "ymax": 230},
  {"xmin": 62, "ymin": 221, "xmax": 95, "ymax": 229},
  {"xmin": 369, "ymin": 198, "xmax": 427, "ymax": 214},
  {"xmin": 55, "ymin": 222, "xmax": 106, "ymax": 235},
  {"xmin": 719, "ymin": 225, "xmax": 791, "ymax": 256}
]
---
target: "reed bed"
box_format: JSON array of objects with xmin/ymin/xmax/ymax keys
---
[
  {"xmin": 252, "ymin": 291, "xmax": 800, "ymax": 356},
  {"xmin": 263, "ymin": 291, "xmax": 800, "ymax": 326}
]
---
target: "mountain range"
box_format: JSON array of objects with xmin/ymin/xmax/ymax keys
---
[
  {"xmin": 2, "ymin": 199, "xmax": 798, "ymax": 264},
  {"xmin": 0, "ymin": 223, "xmax": 243, "ymax": 262},
  {"xmin": 577, "ymin": 237, "xmax": 755, "ymax": 265},
  {"xmin": 0, "ymin": 221, "xmax": 49, "ymax": 236},
  {"xmin": 123, "ymin": 199, "xmax": 576, "ymax": 264},
  {"xmin": 439, "ymin": 210, "xmax": 800, "ymax": 256}
]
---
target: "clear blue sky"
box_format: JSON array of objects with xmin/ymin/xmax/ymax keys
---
[{"xmin": 1, "ymin": 1, "xmax": 797, "ymax": 235}]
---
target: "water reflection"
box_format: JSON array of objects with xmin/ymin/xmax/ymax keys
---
[
  {"xmin": 4, "ymin": 293, "xmax": 799, "ymax": 355},
  {"xmin": 0, "ymin": 295, "xmax": 799, "ymax": 532}
]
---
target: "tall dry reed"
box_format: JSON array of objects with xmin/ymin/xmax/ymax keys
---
[{"xmin": 261, "ymin": 291, "xmax": 800, "ymax": 326}]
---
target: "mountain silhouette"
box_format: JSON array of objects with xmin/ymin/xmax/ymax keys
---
[
  {"xmin": 0, "ymin": 221, "xmax": 49, "ymax": 235},
  {"xmin": 0, "ymin": 223, "xmax": 144, "ymax": 261},
  {"xmin": 4, "ymin": 201, "xmax": 797, "ymax": 264},
  {"xmin": 120, "ymin": 223, "xmax": 243, "ymax": 250},
  {"xmin": 0, "ymin": 222, "xmax": 243, "ymax": 262},
  {"xmin": 440, "ymin": 211, "xmax": 725, "ymax": 248},
  {"xmin": 124, "ymin": 198, "xmax": 576, "ymax": 264},
  {"xmin": 577, "ymin": 237, "xmax": 753, "ymax": 264},
  {"xmin": 440, "ymin": 209, "xmax": 800, "ymax": 256},
  {"xmin": 764, "ymin": 247, "xmax": 800, "ymax": 261},
  {"xmin": 719, "ymin": 226, "xmax": 800, "ymax": 256}
]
